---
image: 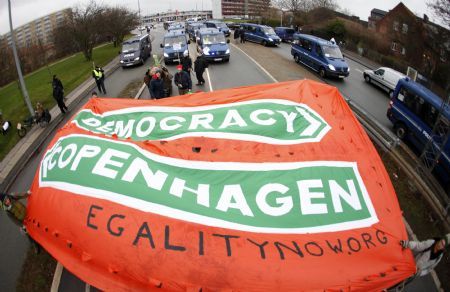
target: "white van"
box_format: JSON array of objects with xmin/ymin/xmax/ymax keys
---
[{"xmin": 363, "ymin": 67, "xmax": 406, "ymax": 97}]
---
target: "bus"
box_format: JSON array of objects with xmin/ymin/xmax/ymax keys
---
[{"xmin": 387, "ymin": 78, "xmax": 449, "ymax": 191}]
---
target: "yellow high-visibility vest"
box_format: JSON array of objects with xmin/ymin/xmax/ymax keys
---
[{"xmin": 93, "ymin": 69, "xmax": 103, "ymax": 79}]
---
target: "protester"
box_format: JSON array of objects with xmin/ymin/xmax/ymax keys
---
[
  {"xmin": 91, "ymin": 91, "xmax": 98, "ymax": 98},
  {"xmin": 194, "ymin": 52, "xmax": 208, "ymax": 86},
  {"xmin": 34, "ymin": 102, "xmax": 50, "ymax": 124},
  {"xmin": 0, "ymin": 190, "xmax": 41, "ymax": 253},
  {"xmin": 161, "ymin": 66, "xmax": 173, "ymax": 97},
  {"xmin": 52, "ymin": 75, "xmax": 68, "ymax": 114},
  {"xmin": 149, "ymin": 72, "xmax": 165, "ymax": 99},
  {"xmin": 92, "ymin": 66, "xmax": 106, "ymax": 94},
  {"xmin": 240, "ymin": 29, "xmax": 246, "ymax": 43},
  {"xmin": 144, "ymin": 69, "xmax": 152, "ymax": 96},
  {"xmin": 234, "ymin": 27, "xmax": 240, "ymax": 44},
  {"xmin": 181, "ymin": 52, "xmax": 193, "ymax": 73},
  {"xmin": 400, "ymin": 234, "xmax": 450, "ymax": 277},
  {"xmin": 174, "ymin": 64, "xmax": 192, "ymax": 95}
]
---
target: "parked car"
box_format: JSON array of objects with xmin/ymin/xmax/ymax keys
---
[
  {"xmin": 240, "ymin": 23, "xmax": 281, "ymax": 46},
  {"xmin": 119, "ymin": 34, "xmax": 152, "ymax": 67},
  {"xmin": 204, "ymin": 20, "xmax": 231, "ymax": 37},
  {"xmin": 363, "ymin": 67, "xmax": 406, "ymax": 97},
  {"xmin": 291, "ymin": 33, "xmax": 349, "ymax": 78},
  {"xmin": 168, "ymin": 23, "xmax": 185, "ymax": 32},
  {"xmin": 275, "ymin": 27, "xmax": 295, "ymax": 42},
  {"xmin": 160, "ymin": 31, "xmax": 190, "ymax": 64},
  {"xmin": 225, "ymin": 22, "xmax": 241, "ymax": 30},
  {"xmin": 196, "ymin": 28, "xmax": 230, "ymax": 62}
]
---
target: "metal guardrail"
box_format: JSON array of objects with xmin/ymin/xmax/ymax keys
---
[{"xmin": 345, "ymin": 96, "xmax": 450, "ymax": 232}]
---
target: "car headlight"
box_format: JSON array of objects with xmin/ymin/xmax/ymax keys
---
[
  {"xmin": 183, "ymin": 49, "xmax": 189, "ymax": 56},
  {"xmin": 225, "ymin": 49, "xmax": 230, "ymax": 54},
  {"xmin": 347, "ymin": 67, "xmax": 350, "ymax": 72},
  {"xmin": 164, "ymin": 53, "xmax": 169, "ymax": 57},
  {"xmin": 120, "ymin": 60, "xmax": 124, "ymax": 63},
  {"xmin": 328, "ymin": 64, "xmax": 336, "ymax": 71},
  {"xmin": 134, "ymin": 57, "xmax": 140, "ymax": 61},
  {"xmin": 268, "ymin": 38, "xmax": 273, "ymax": 42},
  {"xmin": 203, "ymin": 48, "xmax": 210, "ymax": 55}
]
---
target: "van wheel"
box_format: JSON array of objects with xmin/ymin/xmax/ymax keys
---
[
  {"xmin": 294, "ymin": 54, "xmax": 300, "ymax": 63},
  {"xmin": 262, "ymin": 40, "xmax": 267, "ymax": 46},
  {"xmin": 394, "ymin": 123, "xmax": 407, "ymax": 140},
  {"xmin": 364, "ymin": 75, "xmax": 371, "ymax": 83},
  {"xmin": 319, "ymin": 67, "xmax": 326, "ymax": 78}
]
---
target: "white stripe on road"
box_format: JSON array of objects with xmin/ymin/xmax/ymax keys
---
[
  {"xmin": 50, "ymin": 262, "xmax": 63, "ymax": 292},
  {"xmin": 355, "ymin": 68, "xmax": 363, "ymax": 74},
  {"xmin": 230, "ymin": 43, "xmax": 278, "ymax": 83},
  {"xmin": 206, "ymin": 68, "xmax": 213, "ymax": 92}
]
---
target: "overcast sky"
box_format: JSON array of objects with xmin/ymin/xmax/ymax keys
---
[{"xmin": 0, "ymin": 0, "xmax": 438, "ymax": 35}]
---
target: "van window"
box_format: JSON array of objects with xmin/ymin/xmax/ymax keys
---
[
  {"xmin": 375, "ymin": 69, "xmax": 385, "ymax": 76},
  {"xmin": 299, "ymin": 39, "xmax": 312, "ymax": 51},
  {"xmin": 164, "ymin": 35, "xmax": 185, "ymax": 47},
  {"xmin": 262, "ymin": 27, "xmax": 276, "ymax": 34},
  {"xmin": 322, "ymin": 45, "xmax": 343, "ymax": 58},
  {"xmin": 398, "ymin": 87, "xmax": 438, "ymax": 128},
  {"xmin": 314, "ymin": 45, "xmax": 323, "ymax": 56},
  {"xmin": 122, "ymin": 40, "xmax": 140, "ymax": 52},
  {"xmin": 202, "ymin": 33, "xmax": 226, "ymax": 45}
]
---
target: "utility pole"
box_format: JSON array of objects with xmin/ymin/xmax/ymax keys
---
[
  {"xmin": 8, "ymin": 0, "xmax": 34, "ymax": 116},
  {"xmin": 137, "ymin": 0, "xmax": 142, "ymax": 34}
]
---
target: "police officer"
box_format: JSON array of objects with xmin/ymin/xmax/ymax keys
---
[
  {"xmin": 92, "ymin": 66, "xmax": 106, "ymax": 94},
  {"xmin": 194, "ymin": 52, "xmax": 208, "ymax": 85}
]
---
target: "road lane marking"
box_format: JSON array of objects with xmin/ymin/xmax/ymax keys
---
[
  {"xmin": 206, "ymin": 68, "xmax": 213, "ymax": 92},
  {"xmin": 355, "ymin": 68, "xmax": 363, "ymax": 74},
  {"xmin": 50, "ymin": 262, "xmax": 63, "ymax": 292},
  {"xmin": 230, "ymin": 43, "xmax": 278, "ymax": 83}
]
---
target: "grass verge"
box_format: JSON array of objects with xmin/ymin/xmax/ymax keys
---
[
  {"xmin": 16, "ymin": 249, "xmax": 56, "ymax": 292},
  {"xmin": 0, "ymin": 43, "xmax": 119, "ymax": 161}
]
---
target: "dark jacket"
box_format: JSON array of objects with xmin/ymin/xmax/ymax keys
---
[
  {"xmin": 52, "ymin": 77, "xmax": 64, "ymax": 100},
  {"xmin": 194, "ymin": 56, "xmax": 208, "ymax": 73},
  {"xmin": 234, "ymin": 29, "xmax": 240, "ymax": 39},
  {"xmin": 181, "ymin": 56, "xmax": 192, "ymax": 72},
  {"xmin": 174, "ymin": 71, "xmax": 192, "ymax": 90},
  {"xmin": 149, "ymin": 78, "xmax": 165, "ymax": 99}
]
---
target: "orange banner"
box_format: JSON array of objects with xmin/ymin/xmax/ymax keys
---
[{"xmin": 27, "ymin": 80, "xmax": 415, "ymax": 291}]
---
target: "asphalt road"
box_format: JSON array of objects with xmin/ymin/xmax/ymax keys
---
[{"xmin": 0, "ymin": 25, "xmax": 438, "ymax": 292}]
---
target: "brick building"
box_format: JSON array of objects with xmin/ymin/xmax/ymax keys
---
[
  {"xmin": 372, "ymin": 2, "xmax": 449, "ymax": 79},
  {"xmin": 212, "ymin": 0, "xmax": 271, "ymax": 19}
]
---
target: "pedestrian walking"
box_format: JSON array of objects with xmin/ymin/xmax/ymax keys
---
[
  {"xmin": 181, "ymin": 52, "xmax": 193, "ymax": 74},
  {"xmin": 234, "ymin": 28, "xmax": 240, "ymax": 44},
  {"xmin": 174, "ymin": 64, "xmax": 192, "ymax": 95},
  {"xmin": 149, "ymin": 72, "xmax": 165, "ymax": 99},
  {"xmin": 52, "ymin": 75, "xmax": 68, "ymax": 114},
  {"xmin": 0, "ymin": 191, "xmax": 41, "ymax": 253},
  {"xmin": 194, "ymin": 52, "xmax": 208, "ymax": 86},
  {"xmin": 240, "ymin": 29, "xmax": 246, "ymax": 43},
  {"xmin": 92, "ymin": 66, "xmax": 107, "ymax": 94}
]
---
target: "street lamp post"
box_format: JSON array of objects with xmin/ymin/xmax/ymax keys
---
[{"xmin": 7, "ymin": 0, "xmax": 34, "ymax": 116}]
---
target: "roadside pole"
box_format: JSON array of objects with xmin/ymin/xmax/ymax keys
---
[{"xmin": 7, "ymin": 0, "xmax": 34, "ymax": 116}]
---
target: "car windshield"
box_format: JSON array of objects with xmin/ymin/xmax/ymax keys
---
[
  {"xmin": 285, "ymin": 29, "xmax": 295, "ymax": 34},
  {"xmin": 202, "ymin": 34, "xmax": 226, "ymax": 45},
  {"xmin": 262, "ymin": 27, "xmax": 276, "ymax": 34},
  {"xmin": 122, "ymin": 41, "xmax": 140, "ymax": 52},
  {"xmin": 164, "ymin": 36, "xmax": 185, "ymax": 47},
  {"xmin": 322, "ymin": 45, "xmax": 343, "ymax": 59},
  {"xmin": 216, "ymin": 23, "xmax": 227, "ymax": 28}
]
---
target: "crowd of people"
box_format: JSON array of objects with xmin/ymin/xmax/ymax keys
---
[{"xmin": 144, "ymin": 51, "xmax": 209, "ymax": 99}]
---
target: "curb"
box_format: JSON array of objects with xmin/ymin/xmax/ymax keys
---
[
  {"xmin": 0, "ymin": 56, "xmax": 120, "ymax": 193},
  {"xmin": 343, "ymin": 49, "xmax": 376, "ymax": 70}
]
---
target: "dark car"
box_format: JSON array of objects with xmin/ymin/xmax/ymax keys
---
[{"xmin": 275, "ymin": 27, "xmax": 295, "ymax": 42}]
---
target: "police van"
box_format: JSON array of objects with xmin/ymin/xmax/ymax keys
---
[
  {"xmin": 240, "ymin": 23, "xmax": 281, "ymax": 46},
  {"xmin": 387, "ymin": 78, "xmax": 450, "ymax": 191},
  {"xmin": 204, "ymin": 20, "xmax": 231, "ymax": 37},
  {"xmin": 187, "ymin": 22, "xmax": 206, "ymax": 41},
  {"xmin": 196, "ymin": 28, "xmax": 230, "ymax": 62},
  {"xmin": 291, "ymin": 34, "xmax": 349, "ymax": 78},
  {"xmin": 160, "ymin": 31, "xmax": 190, "ymax": 64},
  {"xmin": 119, "ymin": 34, "xmax": 152, "ymax": 67}
]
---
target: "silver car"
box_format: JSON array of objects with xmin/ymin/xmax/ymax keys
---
[{"xmin": 363, "ymin": 67, "xmax": 406, "ymax": 97}]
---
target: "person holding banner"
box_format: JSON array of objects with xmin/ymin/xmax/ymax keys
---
[{"xmin": 400, "ymin": 234, "xmax": 449, "ymax": 278}]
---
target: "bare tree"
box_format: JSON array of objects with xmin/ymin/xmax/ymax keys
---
[
  {"xmin": 427, "ymin": 0, "xmax": 450, "ymax": 27},
  {"xmin": 309, "ymin": 0, "xmax": 338, "ymax": 10},
  {"xmin": 66, "ymin": 0, "xmax": 105, "ymax": 61},
  {"xmin": 102, "ymin": 6, "xmax": 139, "ymax": 47},
  {"xmin": 273, "ymin": 0, "xmax": 310, "ymax": 13}
]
